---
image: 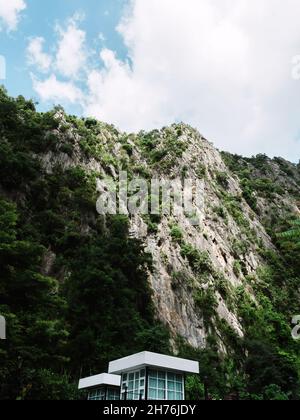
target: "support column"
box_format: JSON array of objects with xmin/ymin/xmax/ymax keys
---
[{"xmin": 145, "ymin": 367, "xmax": 149, "ymax": 401}]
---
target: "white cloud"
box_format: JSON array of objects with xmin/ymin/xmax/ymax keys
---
[
  {"xmin": 55, "ymin": 16, "xmax": 87, "ymax": 79},
  {"xmin": 99, "ymin": 32, "xmax": 106, "ymax": 43},
  {"xmin": 27, "ymin": 37, "xmax": 52, "ymax": 72},
  {"xmin": 29, "ymin": 1, "xmax": 300, "ymax": 160},
  {"xmin": 84, "ymin": 0, "xmax": 300, "ymax": 160},
  {"xmin": 0, "ymin": 0, "xmax": 26, "ymax": 31},
  {"xmin": 32, "ymin": 74, "xmax": 83, "ymax": 104},
  {"xmin": 28, "ymin": 15, "xmax": 86, "ymax": 106}
]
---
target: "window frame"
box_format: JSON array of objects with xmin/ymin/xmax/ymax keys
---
[
  {"xmin": 121, "ymin": 369, "xmax": 145, "ymax": 400},
  {"xmin": 87, "ymin": 387, "xmax": 106, "ymax": 400},
  {"xmin": 147, "ymin": 369, "xmax": 184, "ymax": 401}
]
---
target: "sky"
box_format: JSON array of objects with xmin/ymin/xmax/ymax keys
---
[{"xmin": 1, "ymin": 0, "xmax": 300, "ymax": 161}]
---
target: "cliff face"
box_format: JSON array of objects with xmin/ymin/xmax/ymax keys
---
[
  {"xmin": 38, "ymin": 111, "xmax": 300, "ymax": 352},
  {"xmin": 2, "ymin": 90, "xmax": 300, "ymax": 399},
  {"xmin": 125, "ymin": 127, "xmax": 270, "ymax": 349}
]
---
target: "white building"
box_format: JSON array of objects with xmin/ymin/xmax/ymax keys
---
[
  {"xmin": 78, "ymin": 351, "xmax": 199, "ymax": 401},
  {"xmin": 78, "ymin": 373, "xmax": 121, "ymax": 400}
]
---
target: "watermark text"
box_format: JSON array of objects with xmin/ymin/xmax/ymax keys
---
[
  {"xmin": 292, "ymin": 55, "xmax": 300, "ymax": 80},
  {"xmin": 0, "ymin": 55, "xmax": 6, "ymax": 80},
  {"xmin": 291, "ymin": 315, "xmax": 300, "ymax": 340},
  {"xmin": 96, "ymin": 172, "xmax": 205, "ymax": 227},
  {"xmin": 0, "ymin": 315, "xmax": 6, "ymax": 340}
]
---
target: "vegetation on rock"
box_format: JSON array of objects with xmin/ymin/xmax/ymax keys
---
[{"xmin": 0, "ymin": 88, "xmax": 300, "ymax": 400}]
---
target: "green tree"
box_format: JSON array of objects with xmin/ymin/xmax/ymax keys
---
[{"xmin": 278, "ymin": 219, "xmax": 300, "ymax": 244}]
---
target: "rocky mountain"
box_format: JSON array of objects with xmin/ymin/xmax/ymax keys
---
[{"xmin": 1, "ymin": 88, "xmax": 300, "ymax": 400}]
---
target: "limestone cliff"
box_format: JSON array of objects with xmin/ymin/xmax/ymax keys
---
[{"xmin": 39, "ymin": 112, "xmax": 300, "ymax": 352}]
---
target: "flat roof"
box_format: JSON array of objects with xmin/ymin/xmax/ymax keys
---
[
  {"xmin": 108, "ymin": 351, "xmax": 199, "ymax": 375},
  {"xmin": 78, "ymin": 373, "xmax": 121, "ymax": 390}
]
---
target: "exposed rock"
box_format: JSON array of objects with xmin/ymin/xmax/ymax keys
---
[{"xmin": 36, "ymin": 120, "xmax": 300, "ymax": 351}]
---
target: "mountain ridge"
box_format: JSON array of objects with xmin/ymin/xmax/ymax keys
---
[{"xmin": 0, "ymin": 88, "xmax": 300, "ymax": 400}]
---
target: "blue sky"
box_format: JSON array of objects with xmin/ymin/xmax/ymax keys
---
[
  {"xmin": 1, "ymin": 0, "xmax": 300, "ymax": 161},
  {"xmin": 1, "ymin": 0, "xmax": 128, "ymax": 114}
]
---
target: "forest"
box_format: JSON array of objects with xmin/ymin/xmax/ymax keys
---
[{"xmin": 0, "ymin": 87, "xmax": 300, "ymax": 400}]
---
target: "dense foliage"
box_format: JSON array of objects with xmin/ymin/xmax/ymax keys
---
[
  {"xmin": 0, "ymin": 88, "xmax": 300, "ymax": 400},
  {"xmin": 210, "ymin": 151, "xmax": 300, "ymax": 400},
  {"xmin": 0, "ymin": 88, "xmax": 170, "ymax": 400}
]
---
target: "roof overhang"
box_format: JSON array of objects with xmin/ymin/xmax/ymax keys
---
[
  {"xmin": 108, "ymin": 352, "xmax": 199, "ymax": 375},
  {"xmin": 78, "ymin": 373, "xmax": 121, "ymax": 390}
]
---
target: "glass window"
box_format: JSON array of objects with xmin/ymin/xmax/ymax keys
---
[
  {"xmin": 88, "ymin": 388, "xmax": 105, "ymax": 400},
  {"xmin": 127, "ymin": 391, "xmax": 134, "ymax": 400},
  {"xmin": 147, "ymin": 370, "xmax": 184, "ymax": 401},
  {"xmin": 168, "ymin": 381, "xmax": 175, "ymax": 391},
  {"xmin": 158, "ymin": 390, "xmax": 165, "ymax": 399},
  {"xmin": 122, "ymin": 369, "xmax": 184, "ymax": 401},
  {"xmin": 107, "ymin": 388, "xmax": 120, "ymax": 401},
  {"xmin": 149, "ymin": 378, "xmax": 157, "ymax": 388},
  {"xmin": 149, "ymin": 388, "xmax": 157, "ymax": 400},
  {"xmin": 168, "ymin": 391, "xmax": 175, "ymax": 400},
  {"xmin": 149, "ymin": 370, "xmax": 157, "ymax": 379},
  {"xmin": 121, "ymin": 369, "xmax": 145, "ymax": 400},
  {"xmin": 88, "ymin": 387, "xmax": 120, "ymax": 401},
  {"xmin": 176, "ymin": 382, "xmax": 182, "ymax": 392},
  {"xmin": 158, "ymin": 379, "xmax": 165, "ymax": 389},
  {"xmin": 158, "ymin": 371, "xmax": 165, "ymax": 379},
  {"xmin": 167, "ymin": 373, "xmax": 175, "ymax": 381}
]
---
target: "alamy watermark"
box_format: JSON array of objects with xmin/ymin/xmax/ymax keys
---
[
  {"xmin": 0, "ymin": 315, "xmax": 6, "ymax": 340},
  {"xmin": 291, "ymin": 316, "xmax": 300, "ymax": 340},
  {"xmin": 292, "ymin": 55, "xmax": 300, "ymax": 80},
  {"xmin": 0, "ymin": 55, "xmax": 6, "ymax": 80},
  {"xmin": 96, "ymin": 172, "xmax": 205, "ymax": 226}
]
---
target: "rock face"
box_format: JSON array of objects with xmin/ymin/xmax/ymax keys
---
[
  {"xmin": 40, "ymin": 115, "xmax": 300, "ymax": 351},
  {"xmin": 124, "ymin": 126, "xmax": 273, "ymax": 349}
]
